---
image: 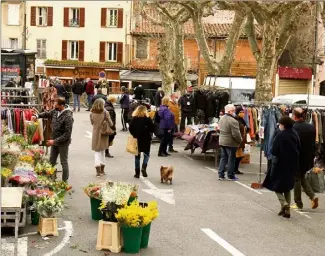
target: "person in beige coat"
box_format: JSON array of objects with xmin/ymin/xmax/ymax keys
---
[{"xmin": 90, "ymin": 98, "xmax": 113, "ymax": 177}]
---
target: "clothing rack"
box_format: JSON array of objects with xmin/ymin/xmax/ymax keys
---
[{"xmin": 1, "ymin": 103, "xmax": 42, "ymax": 107}]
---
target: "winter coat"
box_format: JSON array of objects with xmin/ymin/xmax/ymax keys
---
[
  {"xmin": 105, "ymin": 101, "xmax": 116, "ymax": 127},
  {"xmin": 206, "ymin": 92, "xmax": 218, "ymax": 118},
  {"xmin": 218, "ymin": 114, "xmax": 242, "ymax": 148},
  {"xmin": 64, "ymin": 83, "xmax": 72, "ymax": 93},
  {"xmin": 90, "ymin": 110, "xmax": 113, "ymax": 151},
  {"xmin": 263, "ymin": 129, "xmax": 300, "ymax": 193},
  {"xmin": 168, "ymin": 101, "xmax": 180, "ymax": 125},
  {"xmin": 158, "ymin": 105, "xmax": 175, "ymax": 130},
  {"xmin": 134, "ymin": 86, "xmax": 145, "ymax": 100},
  {"xmin": 179, "ymin": 94, "xmax": 195, "ymax": 115},
  {"xmin": 37, "ymin": 107, "xmax": 74, "ymax": 146},
  {"xmin": 92, "ymin": 93, "xmax": 107, "ymax": 104},
  {"xmin": 85, "ymin": 81, "xmax": 95, "ymax": 95},
  {"xmin": 236, "ymin": 117, "xmax": 247, "ymax": 149},
  {"xmin": 293, "ymin": 121, "xmax": 316, "ymax": 174},
  {"xmin": 120, "ymin": 93, "xmax": 130, "ymax": 109},
  {"xmin": 55, "ymin": 84, "xmax": 65, "ymax": 97},
  {"xmin": 155, "ymin": 91, "xmax": 165, "ymax": 108},
  {"xmin": 72, "ymin": 82, "xmax": 84, "ymax": 95},
  {"xmin": 129, "ymin": 116, "xmax": 155, "ymax": 153},
  {"xmin": 194, "ymin": 90, "xmax": 207, "ymax": 111}
]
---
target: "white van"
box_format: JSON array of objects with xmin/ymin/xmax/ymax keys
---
[{"xmin": 272, "ymin": 94, "xmax": 325, "ymax": 108}]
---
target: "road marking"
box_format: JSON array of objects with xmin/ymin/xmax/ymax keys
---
[
  {"xmin": 1, "ymin": 237, "xmax": 28, "ymax": 256},
  {"xmin": 184, "ymin": 155, "xmax": 194, "ymax": 161},
  {"xmin": 19, "ymin": 226, "xmax": 67, "ymax": 237},
  {"xmin": 140, "ymin": 177, "xmax": 175, "ymax": 205},
  {"xmin": 294, "ymin": 210, "xmax": 312, "ymax": 219},
  {"xmin": 205, "ymin": 167, "xmax": 217, "ymax": 173},
  {"xmin": 43, "ymin": 221, "xmax": 73, "ymax": 256},
  {"xmin": 201, "ymin": 228, "xmax": 246, "ymax": 256},
  {"xmin": 85, "ymin": 131, "xmax": 92, "ymax": 139},
  {"xmin": 249, "ymin": 162, "xmax": 267, "ymax": 165},
  {"xmin": 235, "ymin": 181, "xmax": 263, "ymax": 195}
]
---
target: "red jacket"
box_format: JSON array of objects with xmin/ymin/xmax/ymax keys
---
[{"xmin": 85, "ymin": 81, "xmax": 94, "ymax": 95}]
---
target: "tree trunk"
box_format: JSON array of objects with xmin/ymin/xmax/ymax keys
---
[{"xmin": 173, "ymin": 22, "xmax": 187, "ymax": 94}]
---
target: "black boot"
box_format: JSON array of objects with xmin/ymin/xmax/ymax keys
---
[
  {"xmin": 134, "ymin": 168, "xmax": 140, "ymax": 178},
  {"xmin": 105, "ymin": 149, "xmax": 113, "ymax": 158},
  {"xmin": 141, "ymin": 164, "xmax": 148, "ymax": 177},
  {"xmin": 168, "ymin": 147, "xmax": 178, "ymax": 153}
]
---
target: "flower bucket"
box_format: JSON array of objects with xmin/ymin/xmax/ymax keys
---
[
  {"xmin": 90, "ymin": 198, "xmax": 103, "ymax": 220},
  {"xmin": 140, "ymin": 222, "xmax": 151, "ymax": 248},
  {"xmin": 127, "ymin": 196, "xmax": 137, "ymax": 206},
  {"xmin": 121, "ymin": 226, "xmax": 143, "ymax": 254},
  {"xmin": 31, "ymin": 211, "xmax": 40, "ymax": 225}
]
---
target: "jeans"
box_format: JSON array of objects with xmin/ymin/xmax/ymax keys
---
[
  {"xmin": 87, "ymin": 94, "xmax": 94, "ymax": 109},
  {"xmin": 73, "ymin": 94, "xmax": 81, "ymax": 111},
  {"xmin": 294, "ymin": 173, "xmax": 315, "ymax": 207},
  {"xmin": 135, "ymin": 152, "xmax": 150, "ymax": 169},
  {"xmin": 168, "ymin": 128, "xmax": 175, "ymax": 149},
  {"xmin": 180, "ymin": 113, "xmax": 192, "ymax": 132},
  {"xmin": 218, "ymin": 146, "xmax": 237, "ymax": 179},
  {"xmin": 50, "ymin": 145, "xmax": 69, "ymax": 182},
  {"xmin": 94, "ymin": 150, "xmax": 105, "ymax": 167},
  {"xmin": 276, "ymin": 192, "xmax": 291, "ymax": 207},
  {"xmin": 159, "ymin": 129, "xmax": 172, "ymax": 154}
]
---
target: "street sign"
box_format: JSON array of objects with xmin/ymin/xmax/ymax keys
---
[{"xmin": 99, "ymin": 71, "xmax": 106, "ymax": 78}]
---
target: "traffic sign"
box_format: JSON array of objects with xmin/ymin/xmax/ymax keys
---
[{"xmin": 99, "ymin": 71, "xmax": 106, "ymax": 78}]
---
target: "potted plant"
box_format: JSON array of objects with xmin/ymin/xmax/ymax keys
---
[
  {"xmin": 84, "ymin": 182, "xmax": 103, "ymax": 220},
  {"xmin": 36, "ymin": 196, "xmax": 64, "ymax": 236},
  {"xmin": 115, "ymin": 200, "xmax": 159, "ymax": 253},
  {"xmin": 139, "ymin": 201, "xmax": 159, "ymax": 249}
]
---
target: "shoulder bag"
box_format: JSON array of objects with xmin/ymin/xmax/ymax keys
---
[{"xmin": 101, "ymin": 112, "xmax": 114, "ymax": 135}]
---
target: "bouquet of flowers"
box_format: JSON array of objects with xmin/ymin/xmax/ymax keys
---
[
  {"xmin": 26, "ymin": 188, "xmax": 55, "ymax": 203},
  {"xmin": 35, "ymin": 196, "xmax": 65, "ymax": 218},
  {"xmin": 1, "ymin": 167, "xmax": 13, "ymax": 186},
  {"xmin": 9, "ymin": 163, "xmax": 37, "ymax": 186},
  {"xmin": 5, "ymin": 134, "xmax": 28, "ymax": 148},
  {"xmin": 35, "ymin": 162, "xmax": 56, "ymax": 176},
  {"xmin": 83, "ymin": 182, "xmax": 103, "ymax": 200},
  {"xmin": 1, "ymin": 151, "xmax": 19, "ymax": 169},
  {"xmin": 18, "ymin": 155, "xmax": 34, "ymax": 165},
  {"xmin": 115, "ymin": 200, "xmax": 159, "ymax": 227}
]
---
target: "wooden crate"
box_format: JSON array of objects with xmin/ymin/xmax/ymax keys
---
[
  {"xmin": 96, "ymin": 221, "xmax": 122, "ymax": 253},
  {"xmin": 38, "ymin": 217, "xmax": 58, "ymax": 237},
  {"xmin": 1, "ymin": 203, "xmax": 27, "ymax": 228}
]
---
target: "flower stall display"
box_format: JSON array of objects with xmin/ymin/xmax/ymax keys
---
[
  {"xmin": 35, "ymin": 162, "xmax": 56, "ymax": 178},
  {"xmin": 115, "ymin": 200, "xmax": 159, "ymax": 253},
  {"xmin": 10, "ymin": 163, "xmax": 38, "ymax": 186},
  {"xmin": 5, "ymin": 134, "xmax": 28, "ymax": 148}
]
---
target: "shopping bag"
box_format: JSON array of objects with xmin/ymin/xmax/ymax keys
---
[
  {"xmin": 305, "ymin": 170, "xmax": 325, "ymax": 193},
  {"xmin": 246, "ymin": 134, "xmax": 252, "ymax": 143},
  {"xmin": 102, "ymin": 88, "xmax": 108, "ymax": 95},
  {"xmin": 126, "ymin": 135, "xmax": 138, "ymax": 155}
]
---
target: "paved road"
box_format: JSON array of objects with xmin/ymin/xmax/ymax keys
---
[{"xmin": 3, "ymin": 108, "xmax": 325, "ymax": 256}]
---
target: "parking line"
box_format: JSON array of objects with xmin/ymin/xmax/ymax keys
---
[
  {"xmin": 184, "ymin": 155, "xmax": 194, "ymax": 161},
  {"xmin": 235, "ymin": 181, "xmax": 263, "ymax": 195},
  {"xmin": 205, "ymin": 167, "xmax": 217, "ymax": 173},
  {"xmin": 201, "ymin": 228, "xmax": 246, "ymax": 256}
]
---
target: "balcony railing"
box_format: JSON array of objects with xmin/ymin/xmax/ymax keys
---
[
  {"xmin": 2, "ymin": 38, "xmax": 22, "ymax": 49},
  {"xmin": 69, "ymin": 19, "xmax": 80, "ymax": 27}
]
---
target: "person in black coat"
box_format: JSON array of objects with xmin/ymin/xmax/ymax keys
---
[
  {"xmin": 292, "ymin": 108, "xmax": 318, "ymax": 209},
  {"xmin": 155, "ymin": 87, "xmax": 165, "ymax": 108},
  {"xmin": 134, "ymin": 84, "xmax": 145, "ymax": 100},
  {"xmin": 104, "ymin": 96, "xmax": 117, "ymax": 158},
  {"xmin": 129, "ymin": 105, "xmax": 155, "ymax": 178},
  {"xmin": 263, "ymin": 116, "xmax": 300, "ymax": 218},
  {"xmin": 179, "ymin": 92, "xmax": 196, "ymax": 132}
]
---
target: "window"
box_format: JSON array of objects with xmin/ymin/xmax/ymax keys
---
[
  {"xmin": 136, "ymin": 38, "xmax": 148, "ymax": 59},
  {"xmin": 69, "ymin": 8, "xmax": 80, "ymax": 27},
  {"xmin": 37, "ymin": 39, "xmax": 47, "ymax": 59},
  {"xmin": 107, "ymin": 42, "xmax": 117, "ymax": 61},
  {"xmin": 69, "ymin": 41, "xmax": 79, "ymax": 60},
  {"xmin": 7, "ymin": 4, "xmax": 20, "ymax": 25},
  {"xmin": 37, "ymin": 7, "xmax": 47, "ymax": 26},
  {"xmin": 107, "ymin": 9, "xmax": 118, "ymax": 27},
  {"xmin": 9, "ymin": 38, "xmax": 18, "ymax": 49}
]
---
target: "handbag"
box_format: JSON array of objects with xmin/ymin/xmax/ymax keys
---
[
  {"xmin": 126, "ymin": 135, "xmax": 138, "ymax": 155},
  {"xmin": 306, "ymin": 170, "xmax": 325, "ymax": 193},
  {"xmin": 101, "ymin": 112, "xmax": 114, "ymax": 135}
]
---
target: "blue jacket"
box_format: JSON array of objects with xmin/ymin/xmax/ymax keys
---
[
  {"xmin": 158, "ymin": 105, "xmax": 175, "ymax": 130},
  {"xmin": 120, "ymin": 93, "xmax": 130, "ymax": 109}
]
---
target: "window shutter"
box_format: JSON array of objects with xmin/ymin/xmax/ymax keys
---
[
  {"xmin": 30, "ymin": 7, "xmax": 36, "ymax": 26},
  {"xmin": 37, "ymin": 40, "xmax": 41, "ymax": 58},
  {"xmin": 47, "ymin": 7, "xmax": 53, "ymax": 26},
  {"xmin": 117, "ymin": 9, "xmax": 123, "ymax": 28},
  {"xmin": 100, "ymin": 41, "xmax": 106, "ymax": 62},
  {"xmin": 63, "ymin": 8, "xmax": 69, "ymax": 27},
  {"xmin": 101, "ymin": 8, "xmax": 106, "ymax": 27},
  {"xmin": 117, "ymin": 42, "xmax": 123, "ymax": 63},
  {"xmin": 80, "ymin": 8, "xmax": 85, "ymax": 27},
  {"xmin": 79, "ymin": 41, "xmax": 85, "ymax": 61},
  {"xmin": 62, "ymin": 40, "xmax": 68, "ymax": 60},
  {"xmin": 42, "ymin": 40, "xmax": 47, "ymax": 59}
]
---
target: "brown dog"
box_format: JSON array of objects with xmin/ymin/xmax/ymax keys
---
[{"xmin": 160, "ymin": 166, "xmax": 173, "ymax": 185}]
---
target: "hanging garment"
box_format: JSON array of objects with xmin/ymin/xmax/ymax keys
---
[
  {"xmin": 317, "ymin": 111, "xmax": 323, "ymax": 144},
  {"xmin": 313, "ymin": 112, "xmax": 319, "ymax": 143},
  {"xmin": 7, "ymin": 109, "xmax": 13, "ymax": 132},
  {"xmin": 42, "ymin": 86, "xmax": 58, "ymax": 111},
  {"xmin": 248, "ymin": 108, "xmax": 255, "ymax": 139}
]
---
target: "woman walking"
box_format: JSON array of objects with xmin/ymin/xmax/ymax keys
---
[
  {"xmin": 158, "ymin": 97, "xmax": 175, "ymax": 157},
  {"xmin": 105, "ymin": 95, "xmax": 117, "ymax": 158},
  {"xmin": 234, "ymin": 107, "xmax": 248, "ymax": 175},
  {"xmin": 129, "ymin": 105, "xmax": 155, "ymax": 178},
  {"xmin": 90, "ymin": 98, "xmax": 113, "ymax": 177},
  {"xmin": 263, "ymin": 116, "xmax": 300, "ymax": 218}
]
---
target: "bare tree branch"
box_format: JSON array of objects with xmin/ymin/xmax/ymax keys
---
[
  {"xmin": 139, "ymin": 1, "xmax": 163, "ymax": 25},
  {"xmin": 241, "ymin": 2, "xmax": 269, "ymax": 24},
  {"xmin": 273, "ymin": 2, "xmax": 302, "ymax": 17},
  {"xmin": 245, "ymin": 13, "xmax": 260, "ymax": 61}
]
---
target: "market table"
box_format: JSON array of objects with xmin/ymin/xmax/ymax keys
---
[{"xmin": 1, "ymin": 187, "xmax": 24, "ymax": 255}]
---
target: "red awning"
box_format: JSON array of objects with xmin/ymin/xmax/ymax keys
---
[{"xmin": 278, "ymin": 66, "xmax": 312, "ymax": 80}]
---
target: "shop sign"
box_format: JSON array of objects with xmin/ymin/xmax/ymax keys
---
[
  {"xmin": 278, "ymin": 67, "xmax": 312, "ymax": 80},
  {"xmin": 1, "ymin": 67, "xmax": 20, "ymax": 85}
]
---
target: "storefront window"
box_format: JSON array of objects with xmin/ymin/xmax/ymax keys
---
[{"xmin": 1, "ymin": 55, "xmax": 21, "ymax": 86}]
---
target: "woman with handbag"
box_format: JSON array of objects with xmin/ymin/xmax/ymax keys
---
[
  {"xmin": 129, "ymin": 105, "xmax": 155, "ymax": 178},
  {"xmin": 90, "ymin": 98, "xmax": 113, "ymax": 177}
]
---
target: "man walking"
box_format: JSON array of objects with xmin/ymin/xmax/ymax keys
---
[
  {"xmin": 92, "ymin": 88, "xmax": 107, "ymax": 104},
  {"xmin": 218, "ymin": 104, "xmax": 242, "ymax": 181},
  {"xmin": 32, "ymin": 97, "xmax": 74, "ymax": 182},
  {"xmin": 292, "ymin": 108, "xmax": 319, "ymax": 209},
  {"xmin": 72, "ymin": 79, "xmax": 84, "ymax": 112},
  {"xmin": 85, "ymin": 78, "xmax": 95, "ymax": 111},
  {"xmin": 120, "ymin": 86, "xmax": 130, "ymax": 131}
]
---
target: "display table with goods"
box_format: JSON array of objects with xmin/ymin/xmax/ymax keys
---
[
  {"xmin": 84, "ymin": 180, "xmax": 159, "ymax": 254},
  {"xmin": 1, "ymin": 128, "xmax": 72, "ymax": 239}
]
